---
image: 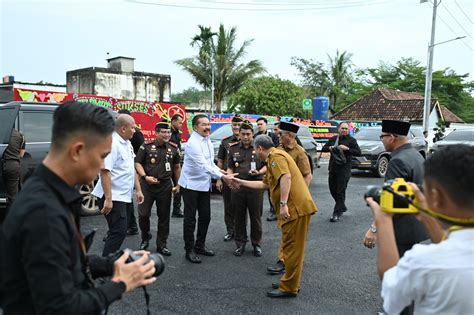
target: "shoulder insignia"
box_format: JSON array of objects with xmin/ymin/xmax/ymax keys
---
[
  {"xmin": 139, "ymin": 145, "xmax": 146, "ymax": 150},
  {"xmin": 271, "ymin": 160, "xmax": 278, "ymax": 168},
  {"xmin": 168, "ymin": 142, "xmax": 178, "ymax": 148},
  {"xmin": 222, "ymin": 135, "xmax": 232, "ymax": 141},
  {"xmin": 229, "ymin": 142, "xmax": 239, "ymax": 147}
]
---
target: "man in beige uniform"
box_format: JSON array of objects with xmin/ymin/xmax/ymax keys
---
[{"xmin": 233, "ymin": 134, "xmax": 317, "ymax": 298}]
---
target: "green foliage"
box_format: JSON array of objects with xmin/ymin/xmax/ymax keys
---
[
  {"xmin": 229, "ymin": 76, "xmax": 305, "ymax": 117},
  {"xmin": 175, "ymin": 24, "xmax": 266, "ymax": 112},
  {"xmin": 171, "ymin": 87, "xmax": 209, "ymax": 104}
]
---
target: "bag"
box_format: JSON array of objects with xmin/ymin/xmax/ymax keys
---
[{"xmin": 332, "ymin": 136, "xmax": 347, "ymax": 165}]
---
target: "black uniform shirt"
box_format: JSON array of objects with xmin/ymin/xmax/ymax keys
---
[
  {"xmin": 227, "ymin": 142, "xmax": 263, "ymax": 181},
  {"xmin": 256, "ymin": 130, "xmax": 279, "ymax": 146},
  {"xmin": 217, "ymin": 134, "xmax": 239, "ymax": 169},
  {"xmin": 3, "ymin": 129, "xmax": 25, "ymax": 161},
  {"xmin": 135, "ymin": 141, "xmax": 180, "ymax": 190},
  {"xmin": 321, "ymin": 134, "xmax": 361, "ymax": 171},
  {"xmin": 0, "ymin": 164, "xmax": 124, "ymax": 314},
  {"xmin": 170, "ymin": 127, "xmax": 182, "ymax": 150},
  {"xmin": 130, "ymin": 129, "xmax": 145, "ymax": 155},
  {"xmin": 385, "ymin": 143, "xmax": 428, "ymax": 248}
]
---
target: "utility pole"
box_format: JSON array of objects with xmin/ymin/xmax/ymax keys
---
[
  {"xmin": 422, "ymin": 0, "xmax": 438, "ymax": 134},
  {"xmin": 211, "ymin": 66, "xmax": 215, "ymax": 114}
]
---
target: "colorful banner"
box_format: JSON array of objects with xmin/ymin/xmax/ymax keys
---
[{"xmin": 13, "ymin": 88, "xmax": 189, "ymax": 143}]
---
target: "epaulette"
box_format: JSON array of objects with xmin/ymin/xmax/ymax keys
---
[
  {"xmin": 222, "ymin": 135, "xmax": 233, "ymax": 140},
  {"xmin": 229, "ymin": 142, "xmax": 239, "ymax": 147},
  {"xmin": 168, "ymin": 142, "xmax": 178, "ymax": 148}
]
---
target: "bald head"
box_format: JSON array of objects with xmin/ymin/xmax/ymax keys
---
[{"xmin": 116, "ymin": 114, "xmax": 136, "ymax": 140}]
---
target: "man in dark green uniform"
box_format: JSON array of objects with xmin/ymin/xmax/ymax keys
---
[
  {"xmin": 216, "ymin": 115, "xmax": 243, "ymax": 242},
  {"xmin": 135, "ymin": 121, "xmax": 181, "ymax": 256},
  {"xmin": 227, "ymin": 120, "xmax": 265, "ymax": 257},
  {"xmin": 170, "ymin": 114, "xmax": 184, "ymax": 218},
  {"xmin": 2, "ymin": 128, "xmax": 25, "ymax": 216}
]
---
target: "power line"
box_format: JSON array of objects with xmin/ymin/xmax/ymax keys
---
[
  {"xmin": 437, "ymin": 13, "xmax": 474, "ymax": 51},
  {"xmin": 440, "ymin": 2, "xmax": 473, "ymax": 39},
  {"xmin": 126, "ymin": 0, "xmax": 389, "ymax": 11},
  {"xmin": 454, "ymin": 0, "xmax": 473, "ymax": 25},
  {"xmin": 194, "ymin": 0, "xmax": 369, "ymax": 6}
]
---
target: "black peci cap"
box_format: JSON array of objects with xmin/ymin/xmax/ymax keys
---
[
  {"xmin": 232, "ymin": 115, "xmax": 244, "ymax": 123},
  {"xmin": 381, "ymin": 120, "xmax": 410, "ymax": 136},
  {"xmin": 155, "ymin": 120, "xmax": 170, "ymax": 130},
  {"xmin": 279, "ymin": 121, "xmax": 299, "ymax": 134},
  {"xmin": 240, "ymin": 120, "xmax": 253, "ymax": 130}
]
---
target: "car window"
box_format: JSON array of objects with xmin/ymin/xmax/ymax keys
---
[
  {"xmin": 0, "ymin": 106, "xmax": 20, "ymax": 144},
  {"xmin": 354, "ymin": 128, "xmax": 381, "ymax": 141},
  {"xmin": 443, "ymin": 130, "xmax": 474, "ymax": 141},
  {"xmin": 297, "ymin": 126, "xmax": 312, "ymax": 138},
  {"xmin": 20, "ymin": 111, "xmax": 54, "ymax": 143},
  {"xmin": 410, "ymin": 127, "xmax": 423, "ymax": 138},
  {"xmin": 210, "ymin": 124, "xmax": 232, "ymax": 141}
]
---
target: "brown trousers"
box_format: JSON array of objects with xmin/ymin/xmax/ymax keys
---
[{"xmin": 279, "ymin": 214, "xmax": 311, "ymax": 294}]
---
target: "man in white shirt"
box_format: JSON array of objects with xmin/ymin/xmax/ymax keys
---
[
  {"xmin": 366, "ymin": 144, "xmax": 474, "ymax": 314},
  {"xmin": 179, "ymin": 114, "xmax": 234, "ymax": 263},
  {"xmin": 92, "ymin": 114, "xmax": 144, "ymax": 256}
]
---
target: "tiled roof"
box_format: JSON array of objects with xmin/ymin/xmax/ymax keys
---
[
  {"xmin": 332, "ymin": 88, "xmax": 441, "ymax": 122},
  {"xmin": 440, "ymin": 105, "xmax": 464, "ymax": 123}
]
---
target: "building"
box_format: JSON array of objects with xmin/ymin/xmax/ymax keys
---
[
  {"xmin": 0, "ymin": 78, "xmax": 66, "ymax": 103},
  {"xmin": 332, "ymin": 88, "xmax": 464, "ymax": 127},
  {"xmin": 67, "ymin": 56, "xmax": 171, "ymax": 102}
]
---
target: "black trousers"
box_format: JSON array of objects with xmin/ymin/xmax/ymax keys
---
[
  {"xmin": 182, "ymin": 187, "xmax": 211, "ymax": 252},
  {"xmin": 222, "ymin": 182, "xmax": 234, "ymax": 234},
  {"xmin": 3, "ymin": 160, "xmax": 21, "ymax": 209},
  {"xmin": 100, "ymin": 198, "xmax": 131, "ymax": 256},
  {"xmin": 127, "ymin": 200, "xmax": 138, "ymax": 230},
  {"xmin": 232, "ymin": 188, "xmax": 263, "ymax": 247},
  {"xmin": 328, "ymin": 167, "xmax": 351, "ymax": 215},
  {"xmin": 172, "ymin": 177, "xmax": 182, "ymax": 213},
  {"xmin": 138, "ymin": 186, "xmax": 172, "ymax": 248}
]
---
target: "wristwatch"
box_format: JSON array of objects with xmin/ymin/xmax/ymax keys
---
[
  {"xmin": 370, "ymin": 224, "xmax": 377, "ymax": 233},
  {"xmin": 279, "ymin": 201, "xmax": 288, "ymax": 206}
]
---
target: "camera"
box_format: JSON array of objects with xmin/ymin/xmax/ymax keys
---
[
  {"xmin": 364, "ymin": 178, "xmax": 418, "ymax": 214},
  {"xmin": 115, "ymin": 248, "xmax": 165, "ymax": 278}
]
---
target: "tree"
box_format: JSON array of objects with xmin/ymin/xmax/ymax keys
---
[
  {"xmin": 291, "ymin": 50, "xmax": 355, "ymax": 113},
  {"xmin": 175, "ymin": 24, "xmax": 266, "ymax": 113},
  {"xmin": 229, "ymin": 76, "xmax": 305, "ymax": 117},
  {"xmin": 171, "ymin": 87, "xmax": 209, "ymax": 104}
]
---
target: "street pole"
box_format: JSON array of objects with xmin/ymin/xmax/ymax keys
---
[
  {"xmin": 211, "ymin": 66, "xmax": 215, "ymax": 114},
  {"xmin": 422, "ymin": 0, "xmax": 438, "ymax": 134}
]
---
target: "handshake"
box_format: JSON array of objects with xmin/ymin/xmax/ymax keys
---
[{"xmin": 218, "ymin": 171, "xmax": 242, "ymax": 191}]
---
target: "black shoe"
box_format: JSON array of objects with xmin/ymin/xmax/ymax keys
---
[
  {"xmin": 253, "ymin": 245, "xmax": 262, "ymax": 257},
  {"xmin": 172, "ymin": 211, "xmax": 184, "ymax": 218},
  {"xmin": 266, "ymin": 289, "xmax": 297, "ymax": 298},
  {"xmin": 195, "ymin": 246, "xmax": 215, "ymax": 256},
  {"xmin": 140, "ymin": 239, "xmax": 149, "ymax": 250},
  {"xmin": 185, "ymin": 250, "xmax": 201, "ymax": 264},
  {"xmin": 233, "ymin": 245, "xmax": 245, "ymax": 256},
  {"xmin": 266, "ymin": 212, "xmax": 277, "ymax": 221},
  {"xmin": 267, "ymin": 261, "xmax": 285, "ymax": 275},
  {"xmin": 157, "ymin": 247, "xmax": 171, "ymax": 256},
  {"xmin": 271, "ymin": 283, "xmax": 300, "ymax": 293},
  {"xmin": 330, "ymin": 214, "xmax": 340, "ymax": 222},
  {"xmin": 126, "ymin": 228, "xmax": 139, "ymax": 236},
  {"xmin": 223, "ymin": 233, "xmax": 234, "ymax": 242}
]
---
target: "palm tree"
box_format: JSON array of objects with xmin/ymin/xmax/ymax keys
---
[
  {"xmin": 176, "ymin": 24, "xmax": 265, "ymax": 113},
  {"xmin": 327, "ymin": 50, "xmax": 354, "ymax": 113}
]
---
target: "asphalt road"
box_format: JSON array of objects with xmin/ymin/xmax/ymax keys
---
[{"xmin": 83, "ymin": 163, "xmax": 385, "ymax": 315}]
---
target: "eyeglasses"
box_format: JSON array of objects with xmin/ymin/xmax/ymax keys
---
[{"xmin": 379, "ymin": 134, "xmax": 397, "ymax": 140}]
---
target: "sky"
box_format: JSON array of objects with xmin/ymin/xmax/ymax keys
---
[{"xmin": 1, "ymin": 0, "xmax": 473, "ymax": 94}]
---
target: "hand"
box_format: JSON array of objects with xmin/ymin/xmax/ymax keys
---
[
  {"xmin": 216, "ymin": 179, "xmax": 223, "ymax": 192},
  {"xmin": 101, "ymin": 198, "xmax": 113, "ymax": 215},
  {"xmin": 339, "ymin": 144, "xmax": 349, "ymax": 151},
  {"xmin": 363, "ymin": 228, "xmax": 377, "ymax": 249},
  {"xmin": 135, "ymin": 191, "xmax": 144, "ymax": 204},
  {"xmin": 366, "ymin": 197, "xmax": 393, "ymax": 222},
  {"xmin": 222, "ymin": 173, "xmax": 238, "ymax": 187},
  {"xmin": 112, "ymin": 251, "xmax": 156, "ymax": 293},
  {"xmin": 280, "ymin": 204, "xmax": 290, "ymax": 221},
  {"xmin": 230, "ymin": 177, "xmax": 241, "ymax": 190},
  {"xmin": 172, "ymin": 185, "xmax": 180, "ymax": 194},
  {"xmin": 248, "ymin": 170, "xmax": 259, "ymax": 176},
  {"xmin": 408, "ymin": 183, "xmax": 429, "ymax": 221},
  {"xmin": 145, "ymin": 176, "xmax": 159, "ymax": 185}
]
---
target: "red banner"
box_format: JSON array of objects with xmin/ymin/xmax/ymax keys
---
[{"xmin": 13, "ymin": 88, "xmax": 188, "ymax": 143}]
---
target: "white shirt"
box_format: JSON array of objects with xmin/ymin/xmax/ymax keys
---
[
  {"xmin": 382, "ymin": 229, "xmax": 474, "ymax": 315},
  {"xmin": 92, "ymin": 131, "xmax": 135, "ymax": 202},
  {"xmin": 178, "ymin": 131, "xmax": 223, "ymax": 192}
]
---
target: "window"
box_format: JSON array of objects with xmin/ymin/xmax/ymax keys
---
[
  {"xmin": 354, "ymin": 128, "xmax": 381, "ymax": 141},
  {"xmin": 297, "ymin": 126, "xmax": 312, "ymax": 138},
  {"xmin": 20, "ymin": 111, "xmax": 54, "ymax": 143}
]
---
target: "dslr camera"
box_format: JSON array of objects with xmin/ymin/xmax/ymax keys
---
[
  {"xmin": 113, "ymin": 248, "xmax": 165, "ymax": 278},
  {"xmin": 364, "ymin": 178, "xmax": 418, "ymax": 214}
]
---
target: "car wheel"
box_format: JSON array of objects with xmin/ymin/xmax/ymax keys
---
[
  {"xmin": 374, "ymin": 156, "xmax": 389, "ymax": 178},
  {"xmin": 79, "ymin": 181, "xmax": 100, "ymax": 216}
]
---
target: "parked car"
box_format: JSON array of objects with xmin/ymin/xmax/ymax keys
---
[
  {"xmin": 352, "ymin": 126, "xmax": 428, "ymax": 178},
  {"xmin": 0, "ymin": 101, "xmax": 113, "ymax": 215},
  {"xmin": 208, "ymin": 123, "xmax": 318, "ymax": 164},
  {"xmin": 429, "ymin": 129, "xmax": 474, "ymax": 154}
]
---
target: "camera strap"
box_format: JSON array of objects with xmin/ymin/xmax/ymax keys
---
[
  {"xmin": 143, "ymin": 286, "xmax": 151, "ymax": 315},
  {"xmin": 69, "ymin": 212, "xmax": 96, "ymax": 288}
]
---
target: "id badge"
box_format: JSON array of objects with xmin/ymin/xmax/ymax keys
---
[
  {"xmin": 165, "ymin": 162, "xmax": 171, "ymax": 172},
  {"xmin": 250, "ymin": 161, "xmax": 256, "ymax": 171}
]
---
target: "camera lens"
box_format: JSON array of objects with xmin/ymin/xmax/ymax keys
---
[
  {"xmin": 364, "ymin": 186, "xmax": 381, "ymax": 203},
  {"xmin": 148, "ymin": 253, "xmax": 165, "ymax": 277}
]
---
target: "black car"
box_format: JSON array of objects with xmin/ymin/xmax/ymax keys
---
[
  {"xmin": 352, "ymin": 126, "xmax": 428, "ymax": 177},
  {"xmin": 0, "ymin": 101, "xmax": 109, "ymax": 215}
]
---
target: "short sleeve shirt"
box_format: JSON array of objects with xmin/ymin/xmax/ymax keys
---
[
  {"xmin": 227, "ymin": 142, "xmax": 263, "ymax": 181},
  {"xmin": 276, "ymin": 142, "xmax": 310, "ymax": 176},
  {"xmin": 217, "ymin": 134, "xmax": 239, "ymax": 169}
]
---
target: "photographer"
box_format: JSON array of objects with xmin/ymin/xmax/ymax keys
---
[
  {"xmin": 366, "ymin": 145, "xmax": 474, "ymax": 314},
  {"xmin": 0, "ymin": 102, "xmax": 155, "ymax": 314}
]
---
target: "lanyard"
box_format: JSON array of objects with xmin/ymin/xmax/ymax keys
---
[{"xmin": 69, "ymin": 213, "xmax": 95, "ymax": 288}]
